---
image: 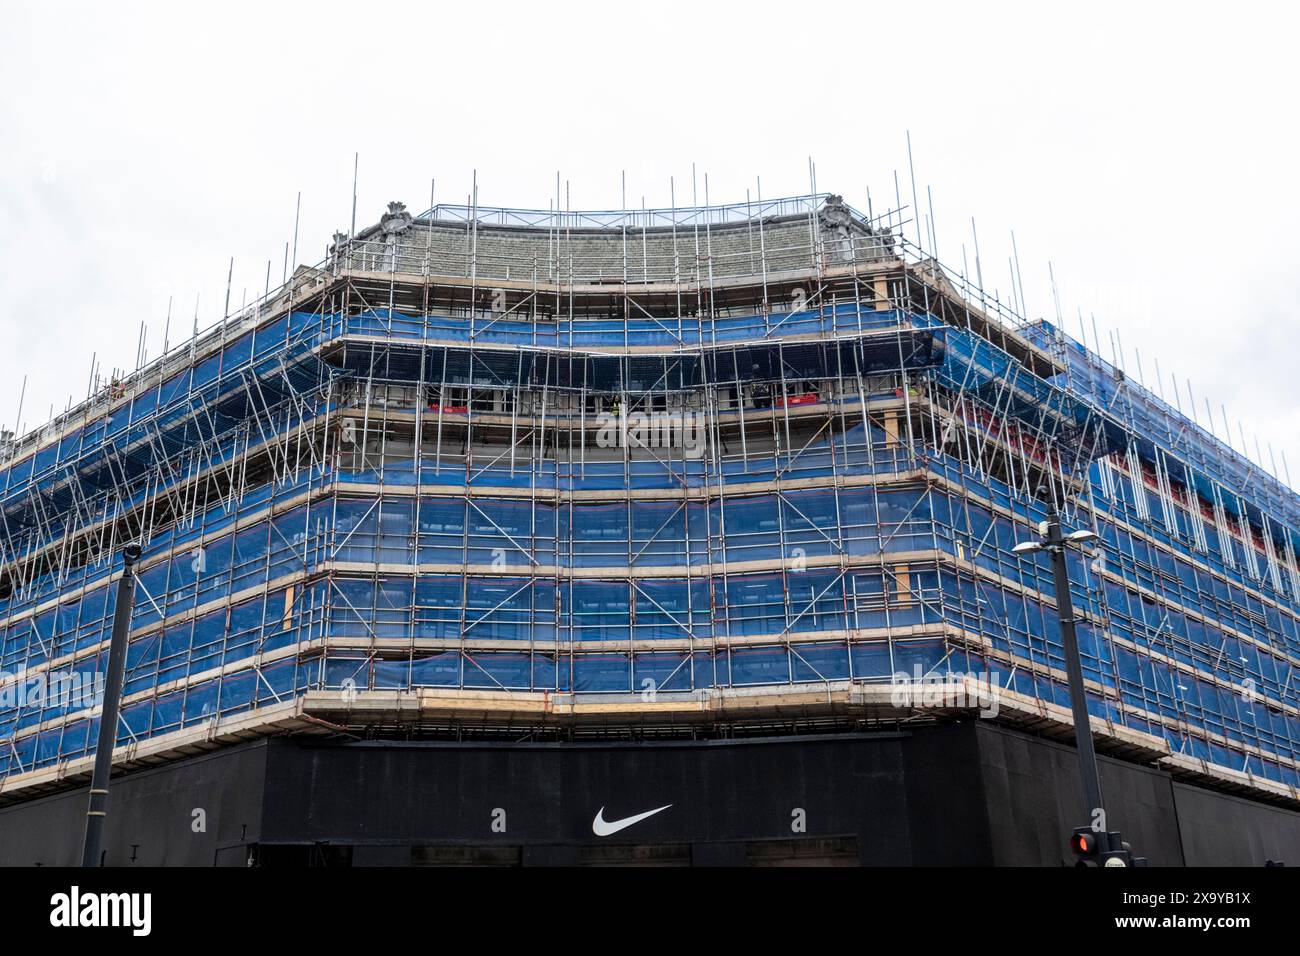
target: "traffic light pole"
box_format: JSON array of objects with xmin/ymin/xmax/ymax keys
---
[
  {"xmin": 81, "ymin": 542, "xmax": 141, "ymax": 867},
  {"xmin": 1042, "ymin": 514, "xmax": 1107, "ymax": 832}
]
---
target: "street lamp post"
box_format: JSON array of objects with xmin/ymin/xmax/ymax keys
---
[
  {"xmin": 81, "ymin": 541, "xmax": 142, "ymax": 867},
  {"xmin": 1013, "ymin": 513, "xmax": 1108, "ymax": 837}
]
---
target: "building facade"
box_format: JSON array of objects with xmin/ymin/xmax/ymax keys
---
[{"xmin": 1, "ymin": 194, "xmax": 1298, "ymax": 861}]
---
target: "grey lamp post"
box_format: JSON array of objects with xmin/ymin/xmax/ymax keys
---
[
  {"xmin": 1012, "ymin": 514, "xmax": 1106, "ymax": 829},
  {"xmin": 81, "ymin": 541, "xmax": 142, "ymax": 867}
]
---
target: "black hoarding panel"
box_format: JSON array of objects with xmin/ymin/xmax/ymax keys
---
[
  {"xmin": 973, "ymin": 723, "xmax": 1186, "ymax": 866},
  {"xmin": 0, "ymin": 741, "xmax": 269, "ymax": 867},
  {"xmin": 3, "ymin": 726, "xmax": 1299, "ymax": 866},
  {"xmin": 260, "ymin": 733, "xmax": 915, "ymax": 863},
  {"xmin": 901, "ymin": 722, "xmax": 995, "ymax": 865},
  {"xmin": 1172, "ymin": 782, "xmax": 1300, "ymax": 866}
]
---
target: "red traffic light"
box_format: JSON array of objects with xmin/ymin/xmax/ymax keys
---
[{"xmin": 1070, "ymin": 827, "xmax": 1101, "ymax": 862}]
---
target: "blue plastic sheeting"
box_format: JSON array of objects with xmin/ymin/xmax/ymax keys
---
[
  {"xmin": 7, "ymin": 463, "xmax": 1299, "ymax": 787},
  {"xmin": 328, "ymin": 430, "xmax": 926, "ymax": 496},
  {"xmin": 1, "ymin": 463, "xmax": 329, "ymax": 627},
  {"xmin": 1027, "ymin": 320, "xmax": 1300, "ymax": 533},
  {"xmin": 0, "ymin": 583, "xmax": 116, "ymax": 678},
  {"xmin": 318, "ymin": 638, "xmax": 950, "ymax": 698},
  {"xmin": 305, "ymin": 566, "xmax": 946, "ymax": 645},
  {"xmin": 0, "ymin": 656, "xmax": 308, "ymax": 777},
  {"xmin": 7, "ymin": 310, "xmax": 1300, "ymax": 792},
  {"xmin": 327, "ymin": 485, "xmax": 937, "ymax": 571},
  {"xmin": 0, "ymin": 582, "xmax": 310, "ymax": 752},
  {"xmin": 1126, "ymin": 484, "xmax": 1288, "ymax": 613},
  {"xmin": 331, "ymin": 427, "xmax": 918, "ymax": 494},
  {"xmin": 0, "ymin": 312, "xmax": 331, "ymax": 526},
  {"xmin": 338, "ymin": 303, "xmax": 903, "ymax": 350},
  {"xmin": 947, "ymin": 562, "xmax": 1300, "ymax": 783}
]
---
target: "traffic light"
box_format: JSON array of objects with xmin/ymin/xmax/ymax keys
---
[
  {"xmin": 1071, "ymin": 828, "xmax": 1147, "ymax": 867},
  {"xmin": 1070, "ymin": 826, "xmax": 1102, "ymax": 867}
]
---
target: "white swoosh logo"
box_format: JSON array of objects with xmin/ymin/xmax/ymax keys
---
[{"xmin": 592, "ymin": 804, "xmax": 672, "ymax": 836}]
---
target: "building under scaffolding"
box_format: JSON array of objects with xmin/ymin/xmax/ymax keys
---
[{"xmin": 1, "ymin": 192, "xmax": 1299, "ymax": 865}]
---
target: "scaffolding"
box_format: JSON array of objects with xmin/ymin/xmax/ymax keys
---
[{"xmin": 0, "ymin": 192, "xmax": 1297, "ymax": 806}]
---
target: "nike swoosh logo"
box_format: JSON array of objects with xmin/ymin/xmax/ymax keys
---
[{"xmin": 592, "ymin": 804, "xmax": 672, "ymax": 837}]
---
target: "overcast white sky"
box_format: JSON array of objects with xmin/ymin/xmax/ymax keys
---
[{"xmin": 2, "ymin": 1, "xmax": 1297, "ymax": 482}]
